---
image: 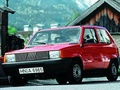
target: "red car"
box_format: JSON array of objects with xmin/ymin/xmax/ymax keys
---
[{"xmin": 2, "ymin": 25, "xmax": 119, "ymax": 86}]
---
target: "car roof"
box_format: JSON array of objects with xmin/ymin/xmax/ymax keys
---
[
  {"xmin": 38, "ymin": 26, "xmax": 81, "ymax": 31},
  {"xmin": 81, "ymin": 25, "xmax": 106, "ymax": 29},
  {"xmin": 37, "ymin": 25, "xmax": 107, "ymax": 32}
]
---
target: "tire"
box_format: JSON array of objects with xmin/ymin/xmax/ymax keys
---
[
  {"xmin": 8, "ymin": 76, "xmax": 27, "ymax": 86},
  {"xmin": 68, "ymin": 61, "xmax": 83, "ymax": 84},
  {"xmin": 106, "ymin": 62, "xmax": 118, "ymax": 81},
  {"xmin": 56, "ymin": 73, "xmax": 67, "ymax": 84}
]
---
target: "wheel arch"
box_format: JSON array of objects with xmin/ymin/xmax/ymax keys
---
[
  {"xmin": 71, "ymin": 56, "xmax": 83, "ymax": 70},
  {"xmin": 110, "ymin": 58, "xmax": 119, "ymax": 69}
]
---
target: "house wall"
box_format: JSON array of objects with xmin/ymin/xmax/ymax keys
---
[
  {"xmin": 112, "ymin": 35, "xmax": 120, "ymax": 53},
  {"xmin": 79, "ymin": 5, "xmax": 120, "ymax": 34}
]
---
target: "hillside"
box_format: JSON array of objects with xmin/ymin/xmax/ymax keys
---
[{"xmin": 0, "ymin": 0, "xmax": 97, "ymax": 30}]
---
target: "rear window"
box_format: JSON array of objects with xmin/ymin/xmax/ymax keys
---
[{"xmin": 97, "ymin": 29, "xmax": 110, "ymax": 44}]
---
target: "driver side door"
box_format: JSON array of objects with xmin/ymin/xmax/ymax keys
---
[{"xmin": 82, "ymin": 28, "xmax": 104, "ymax": 70}]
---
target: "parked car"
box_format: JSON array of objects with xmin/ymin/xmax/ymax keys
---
[{"xmin": 2, "ymin": 25, "xmax": 119, "ymax": 86}]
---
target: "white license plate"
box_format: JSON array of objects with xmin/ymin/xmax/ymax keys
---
[{"xmin": 19, "ymin": 67, "xmax": 44, "ymax": 74}]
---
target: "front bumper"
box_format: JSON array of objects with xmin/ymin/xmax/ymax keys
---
[{"xmin": 2, "ymin": 58, "xmax": 72, "ymax": 78}]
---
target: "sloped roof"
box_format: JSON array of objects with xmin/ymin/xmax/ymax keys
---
[
  {"xmin": 68, "ymin": 0, "xmax": 120, "ymax": 26},
  {"xmin": 0, "ymin": 7, "xmax": 4, "ymax": 13},
  {"xmin": 0, "ymin": 6, "xmax": 15, "ymax": 14}
]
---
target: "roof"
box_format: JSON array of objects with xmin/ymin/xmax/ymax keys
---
[
  {"xmin": 0, "ymin": 6, "xmax": 15, "ymax": 14},
  {"xmin": 68, "ymin": 0, "xmax": 120, "ymax": 26},
  {"xmin": 0, "ymin": 7, "xmax": 4, "ymax": 13}
]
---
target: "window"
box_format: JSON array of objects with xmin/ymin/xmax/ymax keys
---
[
  {"xmin": 29, "ymin": 32, "xmax": 49, "ymax": 45},
  {"xmin": 97, "ymin": 29, "xmax": 110, "ymax": 43},
  {"xmin": 28, "ymin": 27, "xmax": 81, "ymax": 45},
  {"xmin": 84, "ymin": 29, "xmax": 98, "ymax": 43}
]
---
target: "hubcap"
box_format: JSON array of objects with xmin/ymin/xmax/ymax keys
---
[
  {"xmin": 73, "ymin": 64, "xmax": 81, "ymax": 81},
  {"xmin": 112, "ymin": 64, "xmax": 117, "ymax": 77}
]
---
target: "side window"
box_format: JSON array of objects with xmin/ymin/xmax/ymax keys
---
[
  {"xmin": 97, "ymin": 29, "xmax": 110, "ymax": 43},
  {"xmin": 84, "ymin": 29, "xmax": 98, "ymax": 43}
]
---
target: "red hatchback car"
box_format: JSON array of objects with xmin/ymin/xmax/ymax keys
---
[{"xmin": 2, "ymin": 25, "xmax": 119, "ymax": 86}]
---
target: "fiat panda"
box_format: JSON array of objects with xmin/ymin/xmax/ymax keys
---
[{"xmin": 2, "ymin": 25, "xmax": 119, "ymax": 86}]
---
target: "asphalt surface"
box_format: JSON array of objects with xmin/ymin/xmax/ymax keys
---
[{"xmin": 1, "ymin": 77, "xmax": 120, "ymax": 90}]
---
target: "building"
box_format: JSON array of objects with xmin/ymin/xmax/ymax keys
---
[
  {"xmin": 68, "ymin": 0, "xmax": 120, "ymax": 34},
  {"xmin": 0, "ymin": 6, "xmax": 14, "ymax": 78}
]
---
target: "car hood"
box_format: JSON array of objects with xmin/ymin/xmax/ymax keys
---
[{"xmin": 6, "ymin": 43, "xmax": 78, "ymax": 54}]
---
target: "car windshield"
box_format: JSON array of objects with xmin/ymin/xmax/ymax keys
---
[{"xmin": 28, "ymin": 27, "xmax": 81, "ymax": 46}]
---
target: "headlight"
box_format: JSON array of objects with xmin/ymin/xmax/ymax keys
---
[
  {"xmin": 6, "ymin": 54, "xmax": 15, "ymax": 62},
  {"xmin": 49, "ymin": 51, "xmax": 60, "ymax": 59}
]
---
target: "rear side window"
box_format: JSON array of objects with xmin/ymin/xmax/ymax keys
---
[{"xmin": 97, "ymin": 29, "xmax": 110, "ymax": 43}]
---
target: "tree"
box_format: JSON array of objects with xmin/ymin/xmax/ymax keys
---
[
  {"xmin": 8, "ymin": 26, "xmax": 18, "ymax": 35},
  {"xmin": 66, "ymin": 9, "xmax": 79, "ymax": 25}
]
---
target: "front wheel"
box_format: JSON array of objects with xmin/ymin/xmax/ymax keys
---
[
  {"xmin": 106, "ymin": 62, "xmax": 118, "ymax": 81},
  {"xmin": 8, "ymin": 76, "xmax": 27, "ymax": 86},
  {"xmin": 68, "ymin": 61, "xmax": 83, "ymax": 84},
  {"xmin": 56, "ymin": 73, "xmax": 67, "ymax": 84}
]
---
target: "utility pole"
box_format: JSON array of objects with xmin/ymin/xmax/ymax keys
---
[
  {"xmin": 5, "ymin": 0, "xmax": 9, "ymax": 7},
  {"xmin": 1, "ymin": 0, "xmax": 9, "ymax": 56}
]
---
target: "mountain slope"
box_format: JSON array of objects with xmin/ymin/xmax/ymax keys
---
[{"xmin": 0, "ymin": 0, "xmax": 97, "ymax": 30}]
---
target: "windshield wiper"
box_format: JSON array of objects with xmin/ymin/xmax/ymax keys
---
[
  {"xmin": 25, "ymin": 46, "xmax": 34, "ymax": 48},
  {"xmin": 34, "ymin": 41, "xmax": 47, "ymax": 44},
  {"xmin": 69, "ymin": 42, "xmax": 78, "ymax": 44}
]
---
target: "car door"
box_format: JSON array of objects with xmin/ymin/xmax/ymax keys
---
[
  {"xmin": 96, "ymin": 28, "xmax": 113, "ymax": 68},
  {"xmin": 82, "ymin": 28, "xmax": 104, "ymax": 70}
]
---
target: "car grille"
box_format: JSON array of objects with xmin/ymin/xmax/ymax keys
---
[{"xmin": 15, "ymin": 51, "xmax": 49, "ymax": 62}]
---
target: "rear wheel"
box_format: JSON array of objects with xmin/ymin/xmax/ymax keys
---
[
  {"xmin": 8, "ymin": 76, "xmax": 27, "ymax": 86},
  {"xmin": 68, "ymin": 61, "xmax": 83, "ymax": 84},
  {"xmin": 106, "ymin": 62, "xmax": 118, "ymax": 81}
]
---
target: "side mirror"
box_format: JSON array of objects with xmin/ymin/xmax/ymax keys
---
[
  {"xmin": 80, "ymin": 39, "xmax": 86, "ymax": 47},
  {"xmin": 80, "ymin": 43, "xmax": 84, "ymax": 47}
]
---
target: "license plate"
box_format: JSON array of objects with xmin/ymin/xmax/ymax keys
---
[{"xmin": 19, "ymin": 67, "xmax": 44, "ymax": 74}]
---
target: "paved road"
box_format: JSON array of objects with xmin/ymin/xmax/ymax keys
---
[{"xmin": 1, "ymin": 77, "xmax": 120, "ymax": 90}]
